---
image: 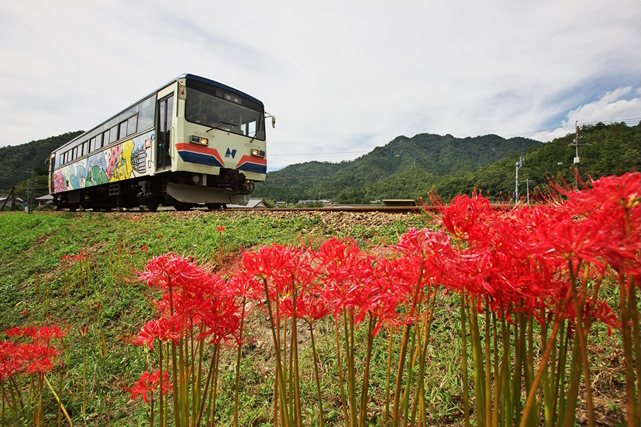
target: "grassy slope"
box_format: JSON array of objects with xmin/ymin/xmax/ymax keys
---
[
  {"xmin": 0, "ymin": 211, "xmax": 427, "ymax": 425},
  {"xmin": 0, "ymin": 211, "xmax": 627, "ymax": 426}
]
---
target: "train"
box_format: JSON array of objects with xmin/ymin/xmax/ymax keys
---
[{"xmin": 48, "ymin": 74, "xmax": 269, "ymax": 211}]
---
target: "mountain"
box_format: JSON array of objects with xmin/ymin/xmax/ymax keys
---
[
  {"xmin": 2, "ymin": 123, "xmax": 637, "ymax": 204},
  {"xmin": 254, "ymin": 133, "xmax": 542, "ymax": 202},
  {"xmin": 433, "ymin": 122, "xmax": 641, "ymax": 200},
  {"xmin": 0, "ymin": 131, "xmax": 83, "ymax": 191}
]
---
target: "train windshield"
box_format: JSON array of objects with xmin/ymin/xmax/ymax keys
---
[{"xmin": 185, "ymin": 80, "xmax": 265, "ymax": 140}]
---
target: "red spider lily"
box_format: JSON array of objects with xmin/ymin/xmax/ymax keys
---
[
  {"xmin": 21, "ymin": 343, "xmax": 59, "ymax": 374},
  {"xmin": 134, "ymin": 317, "xmax": 184, "ymax": 349},
  {"xmin": 0, "ymin": 340, "xmax": 60, "ymax": 377},
  {"xmin": 226, "ymin": 272, "xmax": 264, "ymax": 301},
  {"xmin": 137, "ymin": 252, "xmax": 209, "ymax": 290},
  {"xmin": 243, "ymin": 244, "xmax": 296, "ymax": 282},
  {"xmin": 438, "ymin": 192, "xmax": 496, "ymax": 242},
  {"xmin": 140, "ymin": 244, "xmax": 149, "ymax": 252},
  {"xmin": 0, "ymin": 340, "xmax": 23, "ymax": 379},
  {"xmin": 279, "ymin": 290, "xmax": 331, "ymax": 324},
  {"xmin": 129, "ymin": 370, "xmax": 172, "ymax": 403},
  {"xmin": 5, "ymin": 325, "xmax": 67, "ymax": 344},
  {"xmin": 217, "ymin": 226, "xmax": 226, "ymax": 232},
  {"xmin": 392, "ymin": 228, "xmax": 452, "ymax": 258}
]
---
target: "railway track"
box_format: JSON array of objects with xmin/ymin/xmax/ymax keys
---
[{"xmin": 4, "ymin": 204, "xmax": 518, "ymax": 215}]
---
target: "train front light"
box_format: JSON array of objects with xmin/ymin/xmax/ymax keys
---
[
  {"xmin": 190, "ymin": 135, "xmax": 209, "ymax": 146},
  {"xmin": 251, "ymin": 148, "xmax": 265, "ymax": 158}
]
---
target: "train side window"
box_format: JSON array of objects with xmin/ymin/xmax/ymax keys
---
[
  {"xmin": 119, "ymin": 122, "xmax": 127, "ymax": 140},
  {"xmin": 81, "ymin": 141, "xmax": 87, "ymax": 156},
  {"xmin": 90, "ymin": 137, "xmax": 96, "ymax": 152},
  {"xmin": 109, "ymin": 126, "xmax": 118, "ymax": 144},
  {"xmin": 138, "ymin": 95, "xmax": 156, "ymax": 130},
  {"xmin": 127, "ymin": 115, "xmax": 138, "ymax": 136}
]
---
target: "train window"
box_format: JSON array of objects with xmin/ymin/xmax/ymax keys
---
[
  {"xmin": 89, "ymin": 137, "xmax": 96, "ymax": 152},
  {"xmin": 138, "ymin": 95, "xmax": 156, "ymax": 131},
  {"xmin": 119, "ymin": 121, "xmax": 127, "ymax": 140},
  {"xmin": 81, "ymin": 141, "xmax": 87, "ymax": 156},
  {"xmin": 127, "ymin": 115, "xmax": 138, "ymax": 136},
  {"xmin": 103, "ymin": 131, "xmax": 110, "ymax": 146},
  {"xmin": 109, "ymin": 126, "xmax": 118, "ymax": 144},
  {"xmin": 246, "ymin": 120, "xmax": 257, "ymax": 137},
  {"xmin": 97, "ymin": 133, "xmax": 103, "ymax": 149}
]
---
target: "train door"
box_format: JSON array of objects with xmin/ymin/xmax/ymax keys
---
[
  {"xmin": 157, "ymin": 94, "xmax": 174, "ymax": 171},
  {"xmin": 48, "ymin": 153, "xmax": 56, "ymax": 194}
]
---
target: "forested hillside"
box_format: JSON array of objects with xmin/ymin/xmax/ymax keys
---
[
  {"xmin": 2, "ymin": 123, "xmax": 637, "ymax": 204},
  {"xmin": 0, "ymin": 131, "xmax": 83, "ymax": 191},
  {"xmin": 254, "ymin": 133, "xmax": 541, "ymax": 202},
  {"xmin": 433, "ymin": 122, "xmax": 641, "ymax": 200}
]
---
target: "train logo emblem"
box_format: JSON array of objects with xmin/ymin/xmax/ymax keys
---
[{"xmin": 225, "ymin": 148, "xmax": 237, "ymax": 159}]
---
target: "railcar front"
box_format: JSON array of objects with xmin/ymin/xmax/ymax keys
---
[{"xmin": 49, "ymin": 74, "xmax": 268, "ymax": 211}]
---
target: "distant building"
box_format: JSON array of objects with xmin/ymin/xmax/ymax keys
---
[
  {"xmin": 228, "ymin": 198, "xmax": 269, "ymax": 209},
  {"xmin": 36, "ymin": 194, "xmax": 54, "ymax": 206},
  {"xmin": 0, "ymin": 195, "xmax": 26, "ymax": 209}
]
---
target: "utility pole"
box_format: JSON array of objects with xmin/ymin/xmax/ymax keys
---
[
  {"xmin": 569, "ymin": 121, "xmax": 589, "ymax": 189},
  {"xmin": 515, "ymin": 156, "xmax": 523, "ymax": 204}
]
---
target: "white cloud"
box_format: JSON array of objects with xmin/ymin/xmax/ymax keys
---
[
  {"xmin": 532, "ymin": 87, "xmax": 641, "ymax": 142},
  {"xmin": 0, "ymin": 1, "xmax": 639, "ymax": 170}
]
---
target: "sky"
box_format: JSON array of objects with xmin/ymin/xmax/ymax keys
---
[{"xmin": 0, "ymin": 0, "xmax": 639, "ymax": 170}]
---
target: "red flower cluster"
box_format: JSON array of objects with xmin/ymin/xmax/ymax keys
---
[
  {"xmin": 1, "ymin": 325, "xmax": 66, "ymax": 379},
  {"xmin": 433, "ymin": 172, "xmax": 640, "ymax": 325},
  {"xmin": 241, "ymin": 173, "xmax": 640, "ymax": 335},
  {"xmin": 134, "ymin": 253, "xmax": 243, "ymax": 348},
  {"xmin": 129, "ymin": 370, "xmax": 171, "ymax": 403}
]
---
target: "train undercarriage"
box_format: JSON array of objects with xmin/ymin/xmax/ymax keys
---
[{"xmin": 53, "ymin": 169, "xmax": 254, "ymax": 211}]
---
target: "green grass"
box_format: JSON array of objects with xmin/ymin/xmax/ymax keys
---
[{"xmin": 0, "ymin": 211, "xmax": 426, "ymax": 426}]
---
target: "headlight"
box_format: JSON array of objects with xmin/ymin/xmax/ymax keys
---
[
  {"xmin": 251, "ymin": 149, "xmax": 265, "ymax": 158},
  {"xmin": 190, "ymin": 135, "xmax": 209, "ymax": 146}
]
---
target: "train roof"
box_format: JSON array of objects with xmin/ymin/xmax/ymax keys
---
[{"xmin": 54, "ymin": 74, "xmax": 264, "ymax": 152}]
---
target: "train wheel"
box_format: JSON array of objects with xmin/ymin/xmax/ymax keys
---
[
  {"xmin": 146, "ymin": 202, "xmax": 159, "ymax": 212},
  {"xmin": 172, "ymin": 201, "xmax": 191, "ymax": 211},
  {"xmin": 206, "ymin": 203, "xmax": 223, "ymax": 210}
]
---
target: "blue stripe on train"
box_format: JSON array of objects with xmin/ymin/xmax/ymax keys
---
[
  {"xmin": 178, "ymin": 151, "xmax": 224, "ymax": 168},
  {"xmin": 237, "ymin": 163, "xmax": 267, "ymax": 174}
]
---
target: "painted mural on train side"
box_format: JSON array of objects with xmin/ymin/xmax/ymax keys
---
[{"xmin": 53, "ymin": 131, "xmax": 153, "ymax": 193}]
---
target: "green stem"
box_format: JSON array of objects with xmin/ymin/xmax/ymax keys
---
[
  {"xmin": 335, "ymin": 317, "xmax": 350, "ymax": 427},
  {"xmin": 309, "ymin": 322, "xmax": 325, "ymax": 427},
  {"xmin": 519, "ymin": 295, "xmax": 572, "ymax": 427},
  {"xmin": 291, "ymin": 280, "xmax": 303, "ymax": 427},
  {"xmin": 158, "ymin": 342, "xmax": 164, "ymax": 427},
  {"xmin": 384, "ymin": 331, "xmax": 394, "ymax": 425},
  {"xmin": 359, "ymin": 316, "xmax": 376, "ymax": 427},
  {"xmin": 460, "ymin": 296, "xmax": 470, "ymax": 427},
  {"xmin": 233, "ymin": 295, "xmax": 247, "ymax": 427},
  {"xmin": 392, "ymin": 260, "xmax": 424, "ymax": 425},
  {"xmin": 262, "ymin": 278, "xmax": 290, "ymax": 426}
]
